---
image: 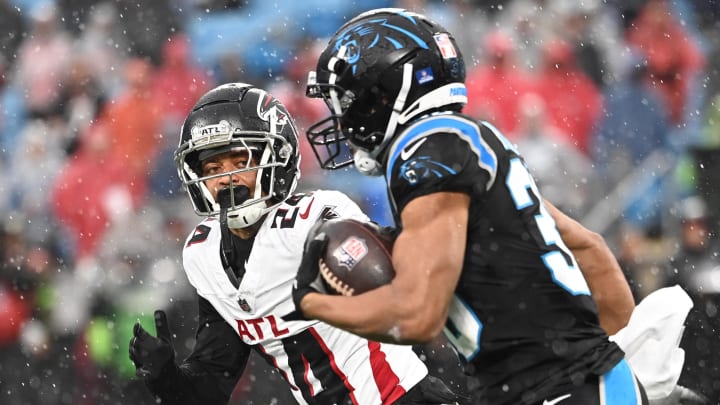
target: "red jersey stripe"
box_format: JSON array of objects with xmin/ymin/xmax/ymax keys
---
[
  {"xmin": 309, "ymin": 326, "xmax": 359, "ymax": 404},
  {"xmin": 368, "ymin": 341, "xmax": 406, "ymax": 404}
]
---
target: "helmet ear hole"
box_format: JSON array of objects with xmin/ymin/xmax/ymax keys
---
[
  {"xmin": 330, "ymin": 58, "xmax": 348, "ymax": 75},
  {"xmin": 349, "ymin": 87, "xmax": 381, "ymax": 116}
]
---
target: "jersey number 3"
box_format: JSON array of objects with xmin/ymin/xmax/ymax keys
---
[
  {"xmin": 507, "ymin": 158, "xmax": 590, "ymax": 296},
  {"xmin": 445, "ymin": 131, "xmax": 591, "ymax": 361}
]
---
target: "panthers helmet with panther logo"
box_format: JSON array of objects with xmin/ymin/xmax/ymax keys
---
[{"xmin": 306, "ymin": 8, "xmax": 466, "ymax": 175}]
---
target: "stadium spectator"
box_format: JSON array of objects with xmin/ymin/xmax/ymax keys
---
[
  {"xmin": 94, "ymin": 57, "xmax": 162, "ymax": 202},
  {"xmin": 10, "ymin": 2, "xmax": 73, "ymax": 119},
  {"xmin": 626, "ymin": 0, "xmax": 706, "ymax": 127},
  {"xmin": 152, "ymin": 33, "xmax": 215, "ymax": 126},
  {"xmin": 667, "ymin": 196, "xmax": 720, "ymax": 402},
  {"xmin": 71, "ymin": 1, "xmax": 129, "ymax": 97},
  {"xmin": 464, "ymin": 30, "xmax": 534, "ymax": 137},
  {"xmin": 513, "ymin": 93, "xmax": 597, "ymax": 216},
  {"xmin": 51, "ymin": 122, "xmax": 128, "ymax": 262},
  {"xmin": 533, "ymin": 39, "xmax": 604, "ymax": 155},
  {"xmin": 54, "ymin": 57, "xmax": 107, "ymax": 156},
  {"xmin": 591, "ymin": 50, "xmax": 674, "ymax": 294}
]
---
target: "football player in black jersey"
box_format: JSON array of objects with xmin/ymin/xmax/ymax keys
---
[{"xmin": 293, "ymin": 8, "xmax": 649, "ymax": 405}]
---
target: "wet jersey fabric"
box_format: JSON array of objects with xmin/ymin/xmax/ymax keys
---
[
  {"xmin": 532, "ymin": 359, "xmax": 647, "ymax": 405},
  {"xmin": 150, "ymin": 190, "xmax": 427, "ymax": 405},
  {"xmin": 384, "ymin": 113, "xmax": 626, "ymax": 404}
]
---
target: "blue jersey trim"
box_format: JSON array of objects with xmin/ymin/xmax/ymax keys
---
[
  {"xmin": 386, "ymin": 116, "xmax": 498, "ymax": 184},
  {"xmin": 602, "ymin": 359, "xmax": 640, "ymax": 405}
]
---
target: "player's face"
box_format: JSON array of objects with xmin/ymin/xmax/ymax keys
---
[{"xmin": 201, "ymin": 149, "xmax": 258, "ymax": 200}]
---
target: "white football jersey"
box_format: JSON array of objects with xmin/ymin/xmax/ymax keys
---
[{"xmin": 182, "ymin": 189, "xmax": 427, "ymax": 404}]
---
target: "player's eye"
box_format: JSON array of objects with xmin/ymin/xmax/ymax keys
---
[
  {"xmin": 234, "ymin": 158, "xmax": 251, "ymax": 169},
  {"xmin": 202, "ymin": 164, "xmax": 222, "ymax": 176}
]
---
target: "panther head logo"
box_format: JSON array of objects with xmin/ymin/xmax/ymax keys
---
[
  {"xmin": 333, "ymin": 16, "xmax": 430, "ymax": 75},
  {"xmin": 400, "ymin": 156, "xmax": 457, "ymax": 186}
]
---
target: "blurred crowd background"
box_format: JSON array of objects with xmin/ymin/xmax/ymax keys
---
[{"xmin": 1, "ymin": 0, "xmax": 720, "ymax": 403}]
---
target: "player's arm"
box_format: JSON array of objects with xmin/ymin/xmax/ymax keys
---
[
  {"xmin": 299, "ymin": 191, "xmax": 469, "ymax": 344},
  {"xmin": 141, "ymin": 295, "xmax": 250, "ymax": 403},
  {"xmin": 544, "ymin": 199, "xmax": 634, "ymax": 334}
]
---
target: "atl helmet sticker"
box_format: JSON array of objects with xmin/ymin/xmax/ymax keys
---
[
  {"xmin": 333, "ymin": 236, "xmax": 368, "ymax": 270},
  {"xmin": 191, "ymin": 120, "xmax": 231, "ymax": 141}
]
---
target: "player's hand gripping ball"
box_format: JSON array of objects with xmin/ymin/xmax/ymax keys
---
[{"xmin": 314, "ymin": 218, "xmax": 396, "ymax": 296}]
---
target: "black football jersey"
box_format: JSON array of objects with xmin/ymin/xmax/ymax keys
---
[{"xmin": 384, "ymin": 113, "xmax": 624, "ymax": 404}]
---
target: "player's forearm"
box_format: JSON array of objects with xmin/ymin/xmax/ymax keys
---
[
  {"xmin": 302, "ymin": 193, "xmax": 465, "ymax": 344},
  {"xmin": 300, "ymin": 286, "xmax": 438, "ymax": 344},
  {"xmin": 592, "ymin": 281, "xmax": 635, "ymax": 335},
  {"xmin": 545, "ymin": 200, "xmax": 634, "ymax": 334},
  {"xmin": 573, "ymin": 232, "xmax": 635, "ymax": 334}
]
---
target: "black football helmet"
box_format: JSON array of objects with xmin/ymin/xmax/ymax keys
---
[
  {"xmin": 306, "ymin": 8, "xmax": 467, "ymax": 176},
  {"xmin": 175, "ymin": 83, "xmax": 300, "ymax": 228}
]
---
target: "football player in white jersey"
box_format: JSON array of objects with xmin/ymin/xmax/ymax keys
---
[{"xmin": 128, "ymin": 82, "xmax": 465, "ymax": 404}]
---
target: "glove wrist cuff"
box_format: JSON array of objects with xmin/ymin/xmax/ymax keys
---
[{"xmin": 292, "ymin": 286, "xmax": 317, "ymax": 317}]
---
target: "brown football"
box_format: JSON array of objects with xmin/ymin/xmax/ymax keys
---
[{"xmin": 315, "ymin": 218, "xmax": 395, "ymax": 296}]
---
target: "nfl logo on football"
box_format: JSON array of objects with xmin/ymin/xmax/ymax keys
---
[{"xmin": 333, "ymin": 237, "xmax": 368, "ymax": 270}]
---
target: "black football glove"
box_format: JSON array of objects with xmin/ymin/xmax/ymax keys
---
[
  {"xmin": 129, "ymin": 310, "xmax": 175, "ymax": 379},
  {"xmin": 292, "ymin": 231, "xmax": 329, "ymax": 316}
]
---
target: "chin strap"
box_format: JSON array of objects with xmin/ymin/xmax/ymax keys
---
[
  {"xmin": 217, "ymin": 186, "xmax": 251, "ymax": 289},
  {"xmin": 353, "ymin": 63, "xmax": 414, "ymax": 177},
  {"xmin": 386, "ymin": 63, "xmax": 414, "ymax": 138},
  {"xmin": 218, "ymin": 204, "xmax": 240, "ymax": 289}
]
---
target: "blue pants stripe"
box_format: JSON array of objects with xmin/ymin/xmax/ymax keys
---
[{"xmin": 601, "ymin": 359, "xmax": 638, "ymax": 405}]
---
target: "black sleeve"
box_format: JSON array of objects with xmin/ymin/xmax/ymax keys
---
[
  {"xmin": 145, "ymin": 295, "xmax": 250, "ymax": 405},
  {"xmin": 412, "ymin": 334, "xmax": 471, "ymax": 401}
]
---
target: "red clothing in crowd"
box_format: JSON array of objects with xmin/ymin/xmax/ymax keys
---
[
  {"xmin": 97, "ymin": 58, "xmax": 162, "ymax": 200},
  {"xmin": 152, "ymin": 33, "xmax": 215, "ymax": 123},
  {"xmin": 533, "ymin": 40, "xmax": 603, "ymax": 155},
  {"xmin": 52, "ymin": 58, "xmax": 160, "ymax": 260},
  {"xmin": 465, "ymin": 65, "xmax": 534, "ymax": 137},
  {"xmin": 464, "ymin": 31, "xmax": 534, "ymax": 137},
  {"xmin": 626, "ymin": 0, "xmax": 705, "ymax": 125},
  {"xmin": 51, "ymin": 124, "xmax": 136, "ymax": 260}
]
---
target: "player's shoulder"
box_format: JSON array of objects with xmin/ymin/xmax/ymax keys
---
[
  {"xmin": 403, "ymin": 112, "xmax": 481, "ymax": 137},
  {"xmin": 389, "ymin": 113, "xmax": 479, "ymax": 155},
  {"xmin": 312, "ymin": 189, "xmax": 368, "ymax": 220},
  {"xmin": 269, "ymin": 189, "xmax": 368, "ymax": 229},
  {"xmin": 180, "ymin": 217, "xmax": 224, "ymax": 286},
  {"xmin": 180, "ymin": 217, "xmax": 222, "ymax": 255},
  {"xmin": 395, "ymin": 112, "xmax": 505, "ymax": 145},
  {"xmin": 282, "ymin": 189, "xmax": 360, "ymax": 213},
  {"xmin": 311, "ymin": 189, "xmax": 359, "ymax": 206},
  {"xmin": 259, "ymin": 189, "xmax": 368, "ymax": 251},
  {"xmin": 183, "ymin": 217, "xmax": 220, "ymax": 242}
]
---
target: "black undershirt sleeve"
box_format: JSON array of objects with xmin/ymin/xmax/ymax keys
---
[{"xmin": 144, "ymin": 295, "xmax": 250, "ymax": 405}]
